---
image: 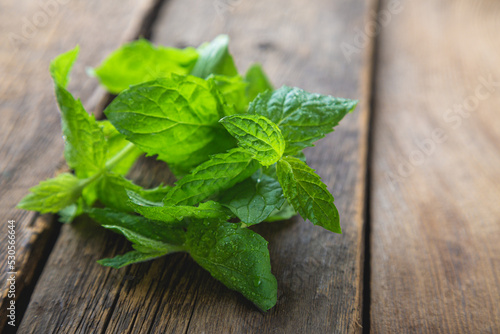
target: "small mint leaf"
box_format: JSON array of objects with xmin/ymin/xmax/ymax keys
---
[
  {"xmin": 220, "ymin": 114, "xmax": 285, "ymax": 166},
  {"xmin": 248, "ymin": 86, "xmax": 357, "ymax": 155},
  {"xmin": 277, "ymin": 156, "xmax": 341, "ymax": 233}
]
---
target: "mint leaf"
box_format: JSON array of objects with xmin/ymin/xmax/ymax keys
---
[
  {"xmin": 104, "ymin": 74, "xmax": 236, "ymax": 173},
  {"xmin": 98, "ymin": 251, "xmax": 169, "ymax": 269},
  {"xmin": 248, "ymin": 86, "xmax": 357, "ymax": 155},
  {"xmin": 96, "ymin": 173, "xmax": 170, "ymax": 212},
  {"xmin": 91, "ymin": 39, "xmax": 198, "ymax": 93},
  {"xmin": 164, "ymin": 148, "xmax": 259, "ymax": 206},
  {"xmin": 220, "ymin": 170, "xmax": 285, "ymax": 225},
  {"xmin": 186, "ymin": 219, "xmax": 277, "ymax": 311},
  {"xmin": 51, "ymin": 47, "xmax": 107, "ymax": 178},
  {"xmin": 220, "ymin": 115, "xmax": 285, "ymax": 166},
  {"xmin": 276, "ymin": 156, "xmax": 341, "ymax": 233},
  {"xmin": 245, "ymin": 63, "xmax": 273, "ymax": 101},
  {"xmin": 209, "ymin": 75, "xmax": 248, "ymax": 114},
  {"xmin": 50, "ymin": 45, "xmax": 79, "ymax": 89},
  {"xmin": 129, "ymin": 192, "xmax": 232, "ymax": 224},
  {"xmin": 17, "ymin": 173, "xmax": 87, "ymax": 214},
  {"xmin": 89, "ymin": 208, "xmax": 185, "ymax": 250},
  {"xmin": 57, "ymin": 90, "xmax": 106, "ymax": 178},
  {"xmin": 191, "ymin": 35, "xmax": 238, "ymax": 78},
  {"xmin": 90, "ymin": 208, "xmax": 186, "ymax": 268}
]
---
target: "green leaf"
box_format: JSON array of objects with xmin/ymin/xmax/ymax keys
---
[
  {"xmin": 91, "ymin": 39, "xmax": 198, "ymax": 93},
  {"xmin": 209, "ymin": 75, "xmax": 248, "ymax": 114},
  {"xmin": 90, "ymin": 208, "xmax": 186, "ymax": 269},
  {"xmin": 186, "ymin": 219, "xmax": 277, "ymax": 311},
  {"xmin": 129, "ymin": 191, "xmax": 232, "ymax": 224},
  {"xmin": 17, "ymin": 173, "xmax": 87, "ymax": 214},
  {"xmin": 50, "ymin": 48, "xmax": 107, "ymax": 178},
  {"xmin": 248, "ymin": 86, "xmax": 358, "ymax": 155},
  {"xmin": 220, "ymin": 170, "xmax": 285, "ymax": 226},
  {"xmin": 104, "ymin": 74, "xmax": 236, "ymax": 173},
  {"xmin": 276, "ymin": 156, "xmax": 341, "ymax": 233},
  {"xmin": 245, "ymin": 63, "xmax": 273, "ymax": 101},
  {"xmin": 98, "ymin": 250, "xmax": 169, "ymax": 269},
  {"xmin": 50, "ymin": 45, "xmax": 79, "ymax": 88},
  {"xmin": 164, "ymin": 148, "xmax": 259, "ymax": 206},
  {"xmin": 191, "ymin": 35, "xmax": 238, "ymax": 78},
  {"xmin": 220, "ymin": 114, "xmax": 285, "ymax": 166},
  {"xmin": 96, "ymin": 173, "xmax": 170, "ymax": 212},
  {"xmin": 57, "ymin": 91, "xmax": 106, "ymax": 178},
  {"xmin": 89, "ymin": 208, "xmax": 185, "ymax": 249}
]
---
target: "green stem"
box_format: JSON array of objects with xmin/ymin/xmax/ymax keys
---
[
  {"xmin": 78, "ymin": 169, "xmax": 105, "ymax": 189},
  {"xmin": 105, "ymin": 142, "xmax": 136, "ymax": 170}
]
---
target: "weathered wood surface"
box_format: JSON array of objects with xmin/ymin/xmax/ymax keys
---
[
  {"xmin": 0, "ymin": 0, "xmax": 162, "ymax": 331},
  {"xmin": 17, "ymin": 0, "xmax": 373, "ymax": 333},
  {"xmin": 370, "ymin": 0, "xmax": 500, "ymax": 332}
]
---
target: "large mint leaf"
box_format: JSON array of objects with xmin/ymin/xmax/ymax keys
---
[
  {"xmin": 191, "ymin": 35, "xmax": 238, "ymax": 78},
  {"xmin": 92, "ymin": 39, "xmax": 198, "ymax": 93},
  {"xmin": 220, "ymin": 170, "xmax": 285, "ymax": 226},
  {"xmin": 186, "ymin": 219, "xmax": 277, "ymax": 311},
  {"xmin": 104, "ymin": 74, "xmax": 235, "ymax": 173},
  {"xmin": 17, "ymin": 173, "xmax": 87, "ymax": 214},
  {"xmin": 220, "ymin": 115, "xmax": 285, "ymax": 166},
  {"xmin": 129, "ymin": 191, "xmax": 232, "ymax": 224},
  {"xmin": 50, "ymin": 47, "xmax": 106, "ymax": 178},
  {"xmin": 245, "ymin": 63, "xmax": 273, "ymax": 101},
  {"xmin": 248, "ymin": 86, "xmax": 357, "ymax": 155},
  {"xmin": 164, "ymin": 148, "xmax": 259, "ymax": 206},
  {"xmin": 277, "ymin": 156, "xmax": 341, "ymax": 233}
]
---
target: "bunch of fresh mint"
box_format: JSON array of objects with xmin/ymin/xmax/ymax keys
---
[{"xmin": 18, "ymin": 35, "xmax": 357, "ymax": 311}]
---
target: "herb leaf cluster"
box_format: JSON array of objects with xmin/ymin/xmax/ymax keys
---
[{"xmin": 18, "ymin": 36, "xmax": 357, "ymax": 310}]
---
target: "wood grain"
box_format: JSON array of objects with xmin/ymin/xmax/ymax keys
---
[
  {"xmin": 17, "ymin": 0, "xmax": 374, "ymax": 332},
  {"xmin": 0, "ymin": 0, "xmax": 162, "ymax": 331},
  {"xmin": 370, "ymin": 0, "xmax": 500, "ymax": 332}
]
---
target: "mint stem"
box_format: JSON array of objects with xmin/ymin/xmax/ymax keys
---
[{"xmin": 105, "ymin": 142, "xmax": 136, "ymax": 170}]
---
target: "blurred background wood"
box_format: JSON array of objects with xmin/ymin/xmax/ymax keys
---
[{"xmin": 371, "ymin": 0, "xmax": 500, "ymax": 332}]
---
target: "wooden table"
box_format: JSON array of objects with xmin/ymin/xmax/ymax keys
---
[{"xmin": 1, "ymin": 0, "xmax": 499, "ymax": 332}]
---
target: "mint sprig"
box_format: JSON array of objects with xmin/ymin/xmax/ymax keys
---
[{"xmin": 18, "ymin": 36, "xmax": 357, "ymax": 311}]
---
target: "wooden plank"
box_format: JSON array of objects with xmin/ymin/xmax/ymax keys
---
[
  {"xmin": 18, "ymin": 0, "xmax": 375, "ymax": 332},
  {"xmin": 370, "ymin": 0, "xmax": 500, "ymax": 332},
  {"xmin": 0, "ymin": 0, "xmax": 161, "ymax": 331}
]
